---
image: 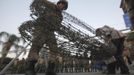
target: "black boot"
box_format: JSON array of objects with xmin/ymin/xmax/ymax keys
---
[
  {"xmin": 25, "ymin": 60, "xmax": 37, "ymax": 75},
  {"xmin": 117, "ymin": 56, "xmax": 130, "ymax": 74},
  {"xmin": 107, "ymin": 62, "xmax": 116, "ymax": 74}
]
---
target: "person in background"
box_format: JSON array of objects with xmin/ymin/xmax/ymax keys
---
[{"xmin": 122, "ymin": 47, "xmax": 132, "ymax": 65}]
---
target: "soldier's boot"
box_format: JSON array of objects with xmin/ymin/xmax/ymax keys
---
[{"xmin": 25, "ymin": 60, "xmax": 37, "ymax": 75}]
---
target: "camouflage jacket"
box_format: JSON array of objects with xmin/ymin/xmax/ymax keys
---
[{"xmin": 31, "ymin": 0, "xmax": 63, "ymax": 31}]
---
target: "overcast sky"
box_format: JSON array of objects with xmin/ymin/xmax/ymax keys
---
[{"xmin": 0, "ymin": 0, "xmax": 125, "ymax": 36}]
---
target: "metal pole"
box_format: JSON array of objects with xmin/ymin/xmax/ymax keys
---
[
  {"xmin": 44, "ymin": 51, "xmax": 48, "ymax": 70},
  {"xmin": 0, "ymin": 42, "xmax": 31, "ymax": 75}
]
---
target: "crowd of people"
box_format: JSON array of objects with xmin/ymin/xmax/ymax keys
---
[{"xmin": 0, "ymin": 55, "xmax": 106, "ymax": 74}]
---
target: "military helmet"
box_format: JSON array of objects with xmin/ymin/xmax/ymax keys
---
[{"xmin": 57, "ymin": 0, "xmax": 68, "ymax": 10}]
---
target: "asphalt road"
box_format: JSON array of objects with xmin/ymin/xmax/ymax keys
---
[{"xmin": 5, "ymin": 71, "xmax": 134, "ymax": 75}]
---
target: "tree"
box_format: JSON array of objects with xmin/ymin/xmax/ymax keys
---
[{"xmin": 0, "ymin": 31, "xmax": 25, "ymax": 64}]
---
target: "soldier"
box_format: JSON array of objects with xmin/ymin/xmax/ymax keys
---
[
  {"xmin": 96, "ymin": 25, "xmax": 129, "ymax": 74},
  {"xmin": 24, "ymin": 0, "xmax": 68, "ymax": 75}
]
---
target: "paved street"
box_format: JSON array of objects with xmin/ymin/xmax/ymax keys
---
[
  {"xmin": 5, "ymin": 73, "xmax": 134, "ymax": 75},
  {"xmin": 5, "ymin": 71, "xmax": 134, "ymax": 75},
  {"xmin": 4, "ymin": 66, "xmax": 134, "ymax": 75}
]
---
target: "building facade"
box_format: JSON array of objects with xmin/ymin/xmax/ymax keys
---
[
  {"xmin": 120, "ymin": 0, "xmax": 134, "ymax": 30},
  {"xmin": 120, "ymin": 0, "xmax": 134, "ymax": 62}
]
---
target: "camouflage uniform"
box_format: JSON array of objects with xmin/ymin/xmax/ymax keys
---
[
  {"xmin": 25, "ymin": 0, "xmax": 68, "ymax": 75},
  {"xmin": 28, "ymin": 0, "xmax": 63, "ymax": 60},
  {"xmin": 96, "ymin": 26, "xmax": 129, "ymax": 74}
]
